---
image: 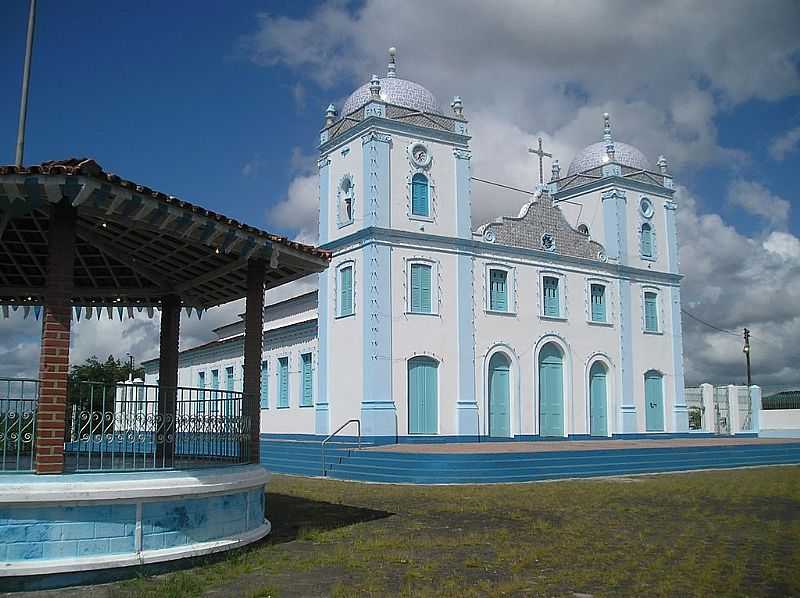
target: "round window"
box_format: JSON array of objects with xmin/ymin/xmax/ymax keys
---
[
  {"xmin": 640, "ymin": 197, "xmax": 654, "ymax": 218},
  {"xmin": 541, "ymin": 233, "xmax": 556, "ymax": 252},
  {"xmin": 409, "ymin": 142, "xmax": 432, "ymax": 168}
]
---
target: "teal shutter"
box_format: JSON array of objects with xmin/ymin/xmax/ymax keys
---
[
  {"xmin": 301, "ymin": 353, "xmax": 313, "ymax": 406},
  {"xmin": 260, "ymin": 361, "xmax": 268, "ymax": 409},
  {"xmin": 339, "ymin": 266, "xmax": 353, "ymax": 316},
  {"xmin": 411, "ymin": 173, "xmax": 429, "ymax": 217},
  {"xmin": 644, "ymin": 292, "xmax": 658, "ymax": 331},
  {"xmin": 591, "ymin": 284, "xmax": 606, "ymax": 322},
  {"xmin": 489, "ymin": 269, "xmax": 508, "ymax": 311},
  {"xmin": 225, "ymin": 367, "xmax": 234, "ymax": 416},
  {"xmin": 278, "ymin": 357, "xmax": 289, "ymax": 407},
  {"xmin": 211, "ymin": 369, "xmax": 219, "ymax": 414},
  {"xmin": 543, "ymin": 277, "xmax": 560, "ymax": 317},
  {"xmin": 197, "ymin": 371, "xmax": 205, "ymax": 415},
  {"xmin": 408, "ymin": 357, "xmax": 438, "ymax": 434},
  {"xmin": 641, "ymin": 224, "xmax": 653, "ymax": 257},
  {"xmin": 645, "ymin": 372, "xmax": 664, "ymax": 431},
  {"xmin": 410, "ymin": 263, "xmax": 432, "ymax": 313}
]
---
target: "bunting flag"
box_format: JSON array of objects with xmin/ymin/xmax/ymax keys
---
[
  {"xmin": 184, "ymin": 307, "xmax": 193, "ymax": 318},
  {"xmin": 146, "ymin": 306, "xmax": 155, "ymax": 319},
  {"xmin": 1, "ymin": 305, "xmax": 8, "ymax": 318},
  {"xmin": 117, "ymin": 306, "xmax": 125, "ymax": 321},
  {"xmin": 85, "ymin": 306, "xmax": 92, "ymax": 320},
  {"xmin": 33, "ymin": 305, "xmax": 42, "ymax": 320},
  {"xmin": 22, "ymin": 306, "xmax": 31, "ymax": 319},
  {"xmin": 127, "ymin": 306, "xmax": 134, "ymax": 319},
  {"xmin": 95, "ymin": 306, "xmax": 103, "ymax": 320},
  {"xmin": 106, "ymin": 306, "xmax": 113, "ymax": 320},
  {"xmin": 196, "ymin": 308, "xmax": 204, "ymax": 320},
  {"xmin": 75, "ymin": 306, "xmax": 83, "ymax": 321}
]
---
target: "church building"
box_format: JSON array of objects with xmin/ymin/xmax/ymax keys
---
[{"xmin": 144, "ymin": 49, "xmax": 688, "ymax": 440}]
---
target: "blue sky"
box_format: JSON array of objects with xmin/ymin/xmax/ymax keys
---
[{"xmin": 1, "ymin": 1, "xmax": 799, "ymax": 387}]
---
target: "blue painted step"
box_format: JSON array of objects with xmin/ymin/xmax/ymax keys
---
[{"xmin": 259, "ymin": 438, "xmax": 800, "ymax": 484}]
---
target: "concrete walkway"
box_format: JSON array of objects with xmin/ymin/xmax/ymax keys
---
[{"xmin": 365, "ymin": 437, "xmax": 799, "ymax": 454}]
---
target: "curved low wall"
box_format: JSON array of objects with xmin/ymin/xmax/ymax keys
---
[{"xmin": 0, "ymin": 464, "xmax": 270, "ymax": 578}]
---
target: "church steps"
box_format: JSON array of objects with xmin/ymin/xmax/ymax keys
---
[{"xmin": 259, "ymin": 439, "xmax": 800, "ymax": 484}]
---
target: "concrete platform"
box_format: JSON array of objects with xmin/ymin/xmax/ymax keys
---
[{"xmin": 366, "ymin": 437, "xmax": 798, "ymax": 454}]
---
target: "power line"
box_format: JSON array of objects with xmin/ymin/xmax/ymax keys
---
[
  {"xmin": 471, "ymin": 176, "xmax": 535, "ymax": 196},
  {"xmin": 680, "ymin": 308, "xmax": 739, "ymax": 337}
]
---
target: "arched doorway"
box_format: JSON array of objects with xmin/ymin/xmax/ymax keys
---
[
  {"xmin": 589, "ymin": 361, "xmax": 608, "ymax": 436},
  {"xmin": 538, "ymin": 343, "xmax": 564, "ymax": 437},
  {"xmin": 644, "ymin": 370, "xmax": 664, "ymax": 432},
  {"xmin": 488, "ymin": 352, "xmax": 511, "ymax": 437},
  {"xmin": 408, "ymin": 356, "xmax": 438, "ymax": 434}
]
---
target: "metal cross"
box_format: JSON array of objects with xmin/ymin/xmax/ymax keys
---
[{"xmin": 528, "ymin": 137, "xmax": 552, "ymax": 185}]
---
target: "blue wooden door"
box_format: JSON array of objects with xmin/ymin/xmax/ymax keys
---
[
  {"xmin": 645, "ymin": 372, "xmax": 664, "ymax": 431},
  {"xmin": 488, "ymin": 353, "xmax": 511, "ymax": 437},
  {"xmin": 408, "ymin": 357, "xmax": 438, "ymax": 434},
  {"xmin": 539, "ymin": 344, "xmax": 564, "ymax": 436},
  {"xmin": 589, "ymin": 362, "xmax": 608, "ymax": 436}
]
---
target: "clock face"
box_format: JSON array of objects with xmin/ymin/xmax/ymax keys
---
[
  {"xmin": 410, "ymin": 143, "xmax": 431, "ymax": 167},
  {"xmin": 640, "ymin": 197, "xmax": 654, "ymax": 218}
]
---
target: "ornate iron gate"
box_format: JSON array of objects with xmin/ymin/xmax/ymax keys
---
[{"xmin": 713, "ymin": 386, "xmax": 731, "ymax": 435}]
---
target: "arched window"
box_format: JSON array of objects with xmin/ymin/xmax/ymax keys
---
[
  {"xmin": 411, "ymin": 173, "xmax": 429, "ymax": 217},
  {"xmin": 577, "ymin": 224, "xmax": 589, "ymax": 236},
  {"xmin": 641, "ymin": 223, "xmax": 653, "ymax": 258}
]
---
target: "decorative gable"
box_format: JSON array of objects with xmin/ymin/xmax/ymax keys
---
[{"xmin": 477, "ymin": 191, "xmax": 606, "ymax": 261}]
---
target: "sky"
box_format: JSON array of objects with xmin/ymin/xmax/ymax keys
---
[{"xmin": 1, "ymin": 0, "xmax": 799, "ymax": 390}]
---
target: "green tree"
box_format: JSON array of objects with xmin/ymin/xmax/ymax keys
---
[{"xmin": 68, "ymin": 355, "xmax": 144, "ymax": 409}]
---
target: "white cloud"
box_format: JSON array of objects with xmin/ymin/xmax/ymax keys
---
[
  {"xmin": 727, "ymin": 179, "xmax": 791, "ymax": 229},
  {"xmin": 768, "ymin": 125, "xmax": 800, "ymax": 160}
]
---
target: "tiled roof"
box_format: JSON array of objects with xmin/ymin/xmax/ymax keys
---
[{"xmin": 0, "ymin": 158, "xmax": 330, "ymax": 261}]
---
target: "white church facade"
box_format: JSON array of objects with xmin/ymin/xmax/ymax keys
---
[{"xmin": 144, "ymin": 49, "xmax": 688, "ymax": 440}]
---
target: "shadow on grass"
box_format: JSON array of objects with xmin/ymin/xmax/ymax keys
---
[{"xmin": 6, "ymin": 493, "xmax": 393, "ymax": 594}]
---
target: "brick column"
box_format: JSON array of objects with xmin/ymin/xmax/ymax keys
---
[
  {"xmin": 243, "ymin": 259, "xmax": 266, "ymax": 464},
  {"xmin": 36, "ymin": 202, "xmax": 77, "ymax": 474},
  {"xmin": 156, "ymin": 294, "xmax": 181, "ymax": 467}
]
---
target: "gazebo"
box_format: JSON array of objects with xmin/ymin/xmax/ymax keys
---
[{"xmin": 0, "ymin": 159, "xmax": 329, "ymax": 585}]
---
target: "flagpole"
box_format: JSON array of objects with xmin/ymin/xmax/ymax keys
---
[{"xmin": 15, "ymin": 0, "xmax": 37, "ymax": 167}]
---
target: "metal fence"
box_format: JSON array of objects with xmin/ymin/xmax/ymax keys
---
[
  {"xmin": 65, "ymin": 381, "xmax": 251, "ymax": 472},
  {"xmin": 685, "ymin": 386, "xmax": 703, "ymax": 430},
  {"xmin": 0, "ymin": 378, "xmax": 38, "ymax": 472}
]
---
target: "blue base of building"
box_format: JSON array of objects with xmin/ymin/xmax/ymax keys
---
[{"xmin": 260, "ymin": 436, "xmax": 800, "ymax": 484}]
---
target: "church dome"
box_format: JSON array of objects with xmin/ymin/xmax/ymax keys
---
[
  {"xmin": 566, "ymin": 114, "xmax": 651, "ymax": 176},
  {"xmin": 341, "ymin": 48, "xmax": 443, "ymax": 116}
]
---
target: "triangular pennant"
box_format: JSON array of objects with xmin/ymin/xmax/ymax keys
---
[
  {"xmin": 127, "ymin": 306, "xmax": 134, "ymax": 319},
  {"xmin": 184, "ymin": 307, "xmax": 193, "ymax": 318},
  {"xmin": 146, "ymin": 306, "xmax": 155, "ymax": 319},
  {"xmin": 23, "ymin": 306, "xmax": 31, "ymax": 319},
  {"xmin": 196, "ymin": 308, "xmax": 203, "ymax": 320},
  {"xmin": 11, "ymin": 305, "xmax": 19, "ymax": 312},
  {"xmin": 85, "ymin": 306, "xmax": 92, "ymax": 320},
  {"xmin": 117, "ymin": 306, "xmax": 124, "ymax": 321},
  {"xmin": 2, "ymin": 305, "xmax": 9, "ymax": 318},
  {"xmin": 75, "ymin": 306, "xmax": 83, "ymax": 321},
  {"xmin": 137, "ymin": 306, "xmax": 144, "ymax": 313},
  {"xmin": 96, "ymin": 306, "xmax": 103, "ymax": 320},
  {"xmin": 106, "ymin": 306, "xmax": 113, "ymax": 320},
  {"xmin": 33, "ymin": 305, "xmax": 42, "ymax": 321}
]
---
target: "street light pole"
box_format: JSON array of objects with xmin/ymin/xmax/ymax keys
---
[
  {"xmin": 743, "ymin": 328, "xmax": 752, "ymax": 387},
  {"xmin": 15, "ymin": 0, "xmax": 37, "ymax": 167}
]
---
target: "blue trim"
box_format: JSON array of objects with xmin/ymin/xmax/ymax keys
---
[
  {"xmin": 619, "ymin": 279, "xmax": 635, "ymax": 433},
  {"xmin": 362, "ymin": 132, "xmax": 391, "ymax": 228},
  {"xmin": 664, "ymin": 201, "xmax": 687, "ymax": 431},
  {"xmin": 361, "ymin": 242, "xmax": 396, "ymax": 436},
  {"xmin": 318, "ymin": 160, "xmax": 330, "ymax": 244},
  {"xmin": 320, "ymin": 116, "xmax": 469, "ymax": 154},
  {"xmin": 553, "ymin": 176, "xmax": 675, "ymax": 202},
  {"xmin": 260, "ymin": 432, "xmax": 720, "ymax": 444},
  {"xmin": 454, "ymin": 150, "xmax": 472, "ymax": 238},
  {"xmin": 321, "ymin": 227, "xmax": 682, "ymax": 286},
  {"xmin": 316, "ymin": 270, "xmax": 330, "ymax": 435},
  {"xmin": 456, "ymin": 254, "xmax": 477, "ymax": 435}
]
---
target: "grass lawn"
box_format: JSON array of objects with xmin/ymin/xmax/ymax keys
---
[{"xmin": 52, "ymin": 466, "xmax": 800, "ymax": 597}]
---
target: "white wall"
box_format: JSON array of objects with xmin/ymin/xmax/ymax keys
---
[{"xmin": 760, "ymin": 410, "xmax": 800, "ymax": 438}]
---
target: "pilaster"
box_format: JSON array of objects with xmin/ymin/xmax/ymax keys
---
[
  {"xmin": 315, "ymin": 269, "xmax": 331, "ymax": 435},
  {"xmin": 456, "ymin": 253, "xmax": 478, "ymax": 437},
  {"xmin": 361, "ymin": 132, "xmax": 391, "ymax": 228}
]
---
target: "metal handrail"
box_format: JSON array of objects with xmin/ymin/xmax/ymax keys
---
[{"xmin": 321, "ymin": 419, "xmax": 360, "ymax": 476}]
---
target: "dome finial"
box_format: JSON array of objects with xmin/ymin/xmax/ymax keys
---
[
  {"xmin": 369, "ymin": 74, "xmax": 381, "ymax": 99},
  {"xmin": 657, "ymin": 155, "xmax": 669, "ymax": 174},
  {"xmin": 603, "ymin": 112, "xmax": 615, "ymax": 162},
  {"xmin": 387, "ymin": 47, "xmax": 397, "ymax": 78},
  {"xmin": 451, "ymin": 96, "xmax": 463, "ymax": 117},
  {"xmin": 324, "ymin": 103, "xmax": 337, "ymax": 126}
]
